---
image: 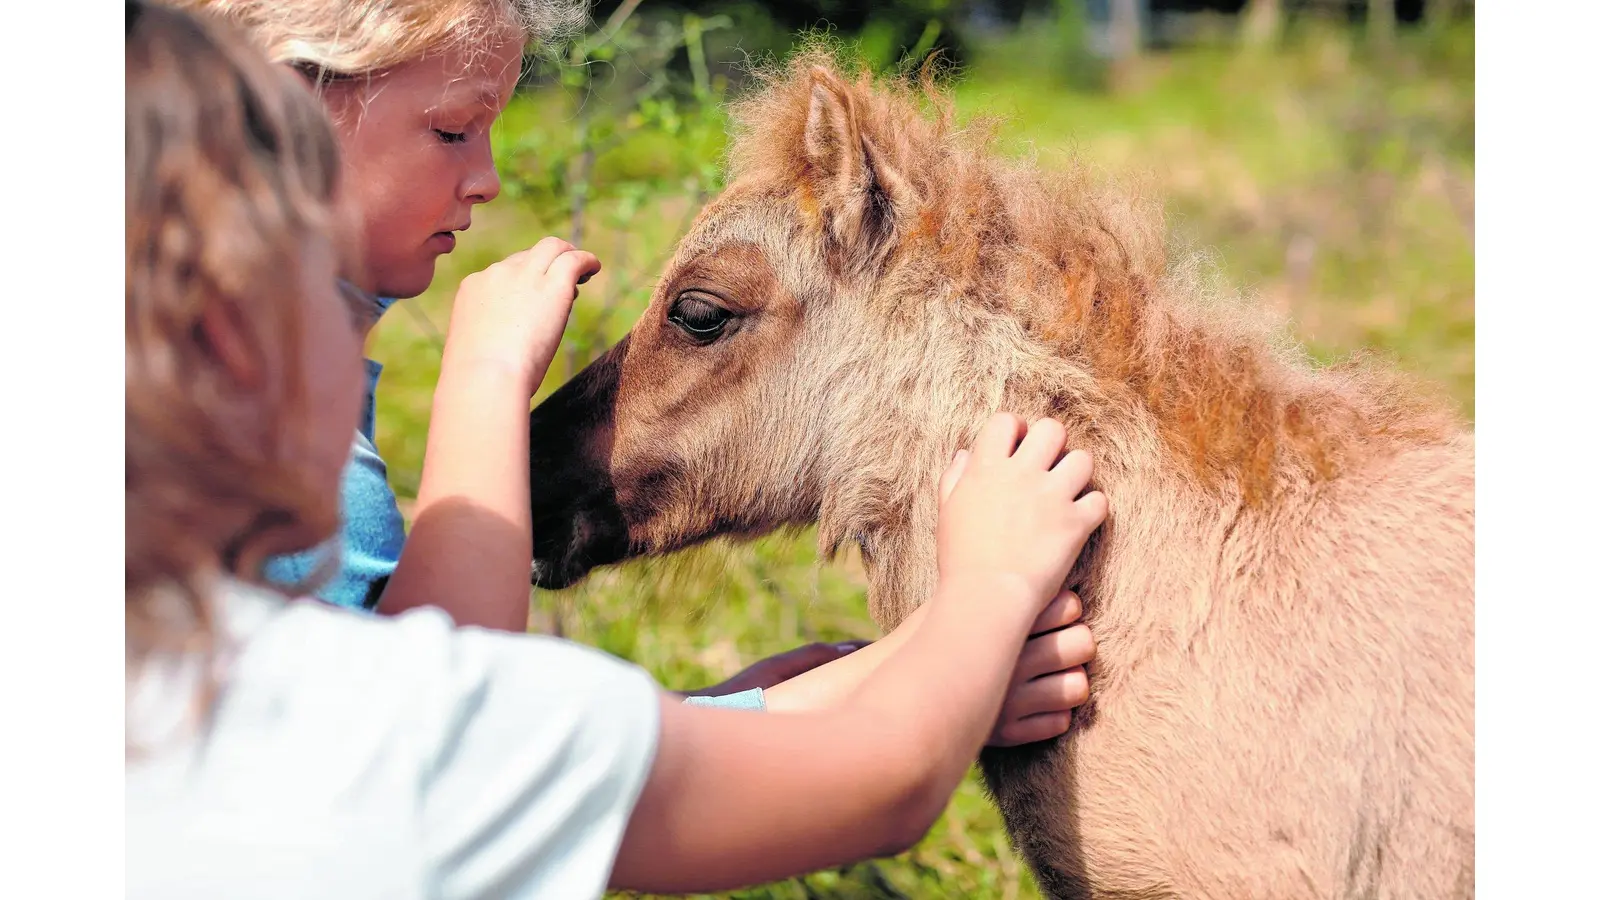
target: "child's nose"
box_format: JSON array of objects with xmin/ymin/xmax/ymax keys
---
[{"xmin": 462, "ymin": 144, "xmax": 501, "ymax": 205}]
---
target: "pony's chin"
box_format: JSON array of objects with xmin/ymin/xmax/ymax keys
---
[
  {"xmin": 530, "ymin": 508, "xmax": 631, "ymax": 589},
  {"xmin": 530, "ymin": 554, "xmax": 603, "ymax": 590}
]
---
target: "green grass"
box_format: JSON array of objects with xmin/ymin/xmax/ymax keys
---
[{"xmin": 365, "ymin": 22, "xmax": 1473, "ymax": 900}]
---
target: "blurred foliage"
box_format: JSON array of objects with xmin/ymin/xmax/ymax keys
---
[
  {"xmin": 585, "ymin": 0, "xmax": 977, "ymax": 72},
  {"xmin": 366, "ymin": 3, "xmax": 1473, "ymax": 896}
]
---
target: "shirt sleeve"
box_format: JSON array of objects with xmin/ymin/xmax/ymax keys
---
[
  {"xmin": 334, "ymin": 431, "xmax": 407, "ymax": 608},
  {"xmin": 683, "ymin": 687, "xmax": 767, "ymax": 711},
  {"xmin": 395, "ymin": 612, "xmax": 663, "ymax": 899}
]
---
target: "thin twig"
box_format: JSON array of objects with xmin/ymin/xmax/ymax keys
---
[
  {"xmin": 398, "ymin": 300, "xmax": 447, "ymax": 354},
  {"xmin": 587, "ymin": 188, "xmax": 708, "ymax": 337},
  {"xmin": 593, "ymin": 0, "xmax": 646, "ymax": 50}
]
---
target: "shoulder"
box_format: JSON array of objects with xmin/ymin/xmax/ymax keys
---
[
  {"xmin": 220, "ymin": 581, "xmax": 662, "ymax": 752},
  {"xmin": 128, "ymin": 581, "xmax": 665, "ymax": 899}
]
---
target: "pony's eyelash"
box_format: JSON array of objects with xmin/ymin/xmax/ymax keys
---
[{"xmin": 434, "ymin": 129, "xmax": 468, "ymax": 145}]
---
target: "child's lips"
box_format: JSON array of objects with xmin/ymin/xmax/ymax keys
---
[{"xmin": 427, "ymin": 231, "xmax": 456, "ymax": 253}]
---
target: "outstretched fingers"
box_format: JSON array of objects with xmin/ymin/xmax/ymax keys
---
[
  {"xmin": 992, "ymin": 711, "xmax": 1075, "ymax": 748},
  {"xmin": 1052, "ymin": 447, "xmax": 1094, "ymax": 492},
  {"xmin": 971, "ymin": 412, "xmax": 1029, "ymax": 462},
  {"xmin": 1010, "ymin": 666, "xmax": 1091, "ymax": 714},
  {"xmin": 520, "ymin": 235, "xmax": 576, "ymax": 273},
  {"xmin": 990, "ymin": 664, "xmax": 1092, "ymax": 747},
  {"xmin": 1075, "ymin": 489, "xmax": 1110, "ymax": 527},
  {"xmin": 1014, "ymin": 417, "xmax": 1068, "ymax": 471},
  {"xmin": 1029, "ymin": 588, "xmax": 1084, "ymax": 638},
  {"xmin": 547, "ymin": 250, "xmax": 603, "ymax": 294}
]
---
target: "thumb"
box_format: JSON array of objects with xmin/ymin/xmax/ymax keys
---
[
  {"xmin": 547, "ymin": 250, "xmax": 602, "ymax": 296},
  {"xmin": 939, "ymin": 448, "xmax": 970, "ymax": 506}
]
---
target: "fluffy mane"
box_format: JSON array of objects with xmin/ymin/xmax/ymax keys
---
[{"xmin": 724, "ymin": 48, "xmax": 1459, "ymax": 505}]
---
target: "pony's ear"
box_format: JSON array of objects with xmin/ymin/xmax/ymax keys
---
[{"xmin": 802, "ymin": 67, "xmax": 910, "ymax": 271}]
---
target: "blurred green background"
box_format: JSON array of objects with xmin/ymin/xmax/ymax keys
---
[{"xmin": 366, "ymin": 1, "xmax": 1473, "ymax": 896}]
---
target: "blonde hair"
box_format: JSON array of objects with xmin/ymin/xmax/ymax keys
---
[
  {"xmin": 127, "ymin": 0, "xmax": 345, "ymax": 681},
  {"xmin": 165, "ymin": 0, "xmax": 590, "ymax": 80}
]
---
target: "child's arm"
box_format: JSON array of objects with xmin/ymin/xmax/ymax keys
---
[
  {"xmin": 609, "ymin": 413, "xmax": 1109, "ymax": 893},
  {"xmin": 679, "ymin": 640, "xmax": 869, "ymax": 698},
  {"xmin": 378, "ymin": 238, "xmax": 599, "ymax": 631},
  {"xmin": 764, "ymin": 585, "xmax": 1095, "ymax": 747}
]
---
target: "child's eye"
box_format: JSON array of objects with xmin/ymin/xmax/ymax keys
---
[{"xmin": 434, "ymin": 129, "xmax": 468, "ymax": 145}]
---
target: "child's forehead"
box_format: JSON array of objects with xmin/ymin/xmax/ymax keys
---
[
  {"xmin": 423, "ymin": 78, "xmax": 510, "ymax": 115},
  {"xmin": 409, "ymin": 38, "xmax": 523, "ymax": 112}
]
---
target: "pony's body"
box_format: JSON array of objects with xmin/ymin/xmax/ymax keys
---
[
  {"xmin": 983, "ymin": 435, "xmax": 1473, "ymax": 899},
  {"xmin": 526, "ymin": 55, "xmax": 1474, "ymax": 899}
]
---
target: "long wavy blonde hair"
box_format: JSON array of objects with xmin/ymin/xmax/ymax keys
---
[
  {"xmin": 126, "ymin": 1, "xmax": 347, "ymax": 695},
  {"xmin": 165, "ymin": 0, "xmax": 590, "ymax": 82}
]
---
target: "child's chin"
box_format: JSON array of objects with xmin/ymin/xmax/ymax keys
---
[{"xmin": 383, "ymin": 261, "xmax": 438, "ymax": 300}]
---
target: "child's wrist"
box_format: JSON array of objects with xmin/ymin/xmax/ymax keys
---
[
  {"xmin": 930, "ymin": 571, "xmax": 1042, "ymax": 628},
  {"xmin": 438, "ymin": 352, "xmax": 546, "ymax": 399}
]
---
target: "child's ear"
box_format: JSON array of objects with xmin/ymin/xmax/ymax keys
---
[
  {"xmin": 199, "ymin": 300, "xmax": 266, "ymax": 392},
  {"xmin": 801, "ymin": 67, "xmax": 912, "ymax": 272}
]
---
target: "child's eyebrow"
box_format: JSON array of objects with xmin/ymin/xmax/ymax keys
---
[{"xmin": 428, "ymin": 82, "xmax": 511, "ymax": 117}]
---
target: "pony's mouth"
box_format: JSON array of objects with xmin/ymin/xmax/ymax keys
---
[
  {"xmin": 531, "ymin": 501, "xmax": 631, "ymax": 589},
  {"xmin": 527, "ymin": 335, "xmax": 633, "ymax": 589}
]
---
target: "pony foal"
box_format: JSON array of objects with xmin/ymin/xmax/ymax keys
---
[{"xmin": 527, "ymin": 56, "xmax": 1474, "ymax": 900}]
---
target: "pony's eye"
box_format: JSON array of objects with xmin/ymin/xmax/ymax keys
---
[{"xmin": 668, "ymin": 294, "xmax": 733, "ymax": 343}]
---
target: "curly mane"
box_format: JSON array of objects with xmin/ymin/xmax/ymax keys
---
[{"xmin": 723, "ymin": 49, "xmax": 1458, "ymax": 504}]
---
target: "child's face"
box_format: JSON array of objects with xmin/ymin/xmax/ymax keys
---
[{"xmin": 323, "ymin": 29, "xmax": 523, "ymax": 300}]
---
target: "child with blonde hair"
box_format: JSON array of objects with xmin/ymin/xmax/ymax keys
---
[
  {"xmin": 167, "ymin": 0, "xmax": 594, "ymax": 626},
  {"xmin": 126, "ymin": 5, "xmax": 1110, "ymax": 895},
  {"xmin": 162, "ymin": 0, "xmax": 1097, "ymax": 739}
]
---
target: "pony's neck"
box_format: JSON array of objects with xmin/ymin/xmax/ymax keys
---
[{"xmin": 1035, "ymin": 287, "xmax": 1364, "ymax": 508}]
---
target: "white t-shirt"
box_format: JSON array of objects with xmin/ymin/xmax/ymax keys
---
[{"xmin": 126, "ymin": 580, "xmax": 662, "ymax": 900}]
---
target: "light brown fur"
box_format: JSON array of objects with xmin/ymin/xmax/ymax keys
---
[{"xmin": 527, "ymin": 51, "xmax": 1474, "ymax": 900}]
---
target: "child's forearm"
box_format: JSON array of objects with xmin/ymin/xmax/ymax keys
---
[
  {"xmin": 377, "ymin": 360, "xmax": 535, "ymax": 631},
  {"xmin": 762, "ymin": 605, "xmax": 927, "ymax": 713},
  {"xmin": 840, "ymin": 576, "xmax": 1034, "ymax": 807},
  {"xmin": 610, "ymin": 576, "xmax": 1036, "ymax": 893}
]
